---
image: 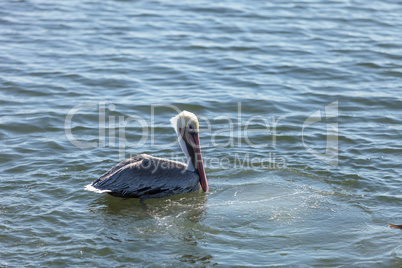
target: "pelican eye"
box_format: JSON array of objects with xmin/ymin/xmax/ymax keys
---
[{"xmin": 188, "ymin": 123, "xmax": 195, "ymax": 133}]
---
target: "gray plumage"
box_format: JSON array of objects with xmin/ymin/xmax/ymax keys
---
[{"xmin": 86, "ymin": 154, "xmax": 201, "ymax": 200}]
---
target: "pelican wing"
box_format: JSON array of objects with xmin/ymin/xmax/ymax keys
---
[{"xmin": 85, "ymin": 154, "xmax": 200, "ymax": 200}]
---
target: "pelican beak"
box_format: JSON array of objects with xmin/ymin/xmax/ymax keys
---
[{"xmin": 188, "ymin": 132, "xmax": 209, "ymax": 192}]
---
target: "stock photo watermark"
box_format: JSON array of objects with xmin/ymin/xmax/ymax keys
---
[
  {"xmin": 302, "ymin": 101, "xmax": 338, "ymax": 166},
  {"xmin": 64, "ymin": 101, "xmax": 339, "ymax": 168}
]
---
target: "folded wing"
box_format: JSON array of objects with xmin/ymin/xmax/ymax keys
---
[{"xmin": 85, "ymin": 154, "xmax": 200, "ymax": 200}]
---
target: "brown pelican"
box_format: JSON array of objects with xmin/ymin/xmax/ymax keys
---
[{"xmin": 85, "ymin": 111, "xmax": 208, "ymax": 200}]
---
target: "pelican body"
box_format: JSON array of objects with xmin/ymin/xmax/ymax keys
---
[{"xmin": 85, "ymin": 111, "xmax": 208, "ymax": 200}]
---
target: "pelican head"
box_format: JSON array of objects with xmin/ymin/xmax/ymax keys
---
[{"xmin": 171, "ymin": 111, "xmax": 208, "ymax": 192}]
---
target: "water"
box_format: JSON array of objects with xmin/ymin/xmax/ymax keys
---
[{"xmin": 1, "ymin": 0, "xmax": 401, "ymax": 266}]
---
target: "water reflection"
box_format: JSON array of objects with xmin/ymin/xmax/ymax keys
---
[
  {"xmin": 87, "ymin": 191, "xmax": 215, "ymax": 266},
  {"xmin": 88, "ymin": 190, "xmax": 207, "ymax": 218}
]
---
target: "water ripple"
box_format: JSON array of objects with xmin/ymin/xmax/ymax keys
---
[{"xmin": 1, "ymin": 0, "xmax": 401, "ymax": 266}]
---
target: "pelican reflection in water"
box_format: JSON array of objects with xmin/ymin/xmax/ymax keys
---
[{"xmin": 85, "ymin": 111, "xmax": 209, "ymax": 201}]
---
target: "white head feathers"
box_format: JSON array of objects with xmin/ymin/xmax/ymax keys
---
[
  {"xmin": 169, "ymin": 110, "xmax": 199, "ymax": 171},
  {"xmin": 170, "ymin": 110, "xmax": 199, "ymax": 134}
]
